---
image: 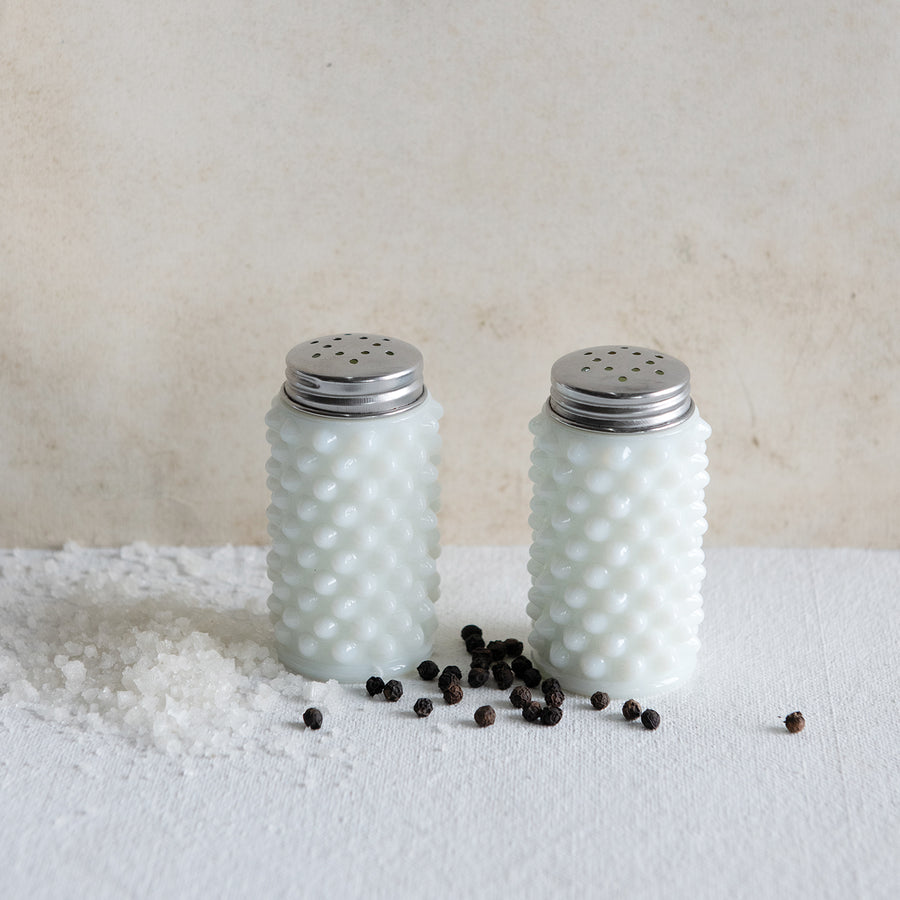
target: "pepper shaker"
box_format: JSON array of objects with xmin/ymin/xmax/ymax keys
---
[
  {"xmin": 265, "ymin": 333, "xmax": 442, "ymax": 682},
  {"xmin": 526, "ymin": 345, "xmax": 711, "ymax": 697}
]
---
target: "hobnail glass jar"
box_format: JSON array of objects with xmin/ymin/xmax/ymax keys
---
[
  {"xmin": 266, "ymin": 333, "xmax": 441, "ymax": 682},
  {"xmin": 526, "ymin": 345, "xmax": 711, "ymax": 697}
]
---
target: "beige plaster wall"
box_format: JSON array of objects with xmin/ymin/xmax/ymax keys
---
[{"xmin": 2, "ymin": 1, "xmax": 899, "ymax": 548}]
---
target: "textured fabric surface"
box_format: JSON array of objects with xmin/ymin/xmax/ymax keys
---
[{"xmin": 0, "ymin": 546, "xmax": 898, "ymax": 899}]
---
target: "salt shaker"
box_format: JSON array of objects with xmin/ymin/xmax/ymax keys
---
[
  {"xmin": 265, "ymin": 333, "xmax": 442, "ymax": 682},
  {"xmin": 526, "ymin": 345, "xmax": 711, "ymax": 697}
]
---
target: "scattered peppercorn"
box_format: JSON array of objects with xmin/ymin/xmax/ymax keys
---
[
  {"xmin": 510, "ymin": 655, "xmax": 532, "ymax": 677},
  {"xmin": 492, "ymin": 662, "xmax": 515, "ymax": 690},
  {"xmin": 383, "ymin": 680, "xmax": 403, "ymax": 702},
  {"xmin": 542, "ymin": 677, "xmax": 561, "ymax": 696},
  {"xmin": 413, "ymin": 698, "xmax": 433, "ymax": 718},
  {"xmin": 416, "ymin": 660, "xmax": 439, "ymax": 681},
  {"xmin": 522, "ymin": 701, "xmax": 543, "ymax": 722},
  {"xmin": 474, "ymin": 705, "xmax": 496, "ymax": 727},
  {"xmin": 438, "ymin": 670, "xmax": 460, "ymax": 692},
  {"xmin": 504, "ymin": 638, "xmax": 524, "ymax": 658},
  {"xmin": 302, "ymin": 707, "xmax": 323, "ymax": 730},
  {"xmin": 443, "ymin": 665, "xmax": 462, "ymax": 680},
  {"xmin": 522, "ymin": 668, "xmax": 542, "ymax": 689},
  {"xmin": 509, "ymin": 685, "xmax": 532, "ymax": 709},
  {"xmin": 545, "ymin": 689, "xmax": 565, "ymax": 709},
  {"xmin": 443, "ymin": 682, "xmax": 464, "ymax": 705},
  {"xmin": 640, "ymin": 709, "xmax": 661, "ymax": 730},
  {"xmin": 468, "ymin": 667, "xmax": 489, "ymax": 688},
  {"xmin": 465, "ymin": 634, "xmax": 486, "ymax": 653},
  {"xmin": 487, "ymin": 640, "xmax": 507, "ymax": 661},
  {"xmin": 365, "ymin": 676, "xmax": 385, "ymax": 697},
  {"xmin": 784, "ymin": 711, "xmax": 806, "ymax": 734},
  {"xmin": 622, "ymin": 699, "xmax": 642, "ymax": 720},
  {"xmin": 470, "ymin": 649, "xmax": 493, "ymax": 669},
  {"xmin": 590, "ymin": 691, "xmax": 610, "ymax": 710},
  {"xmin": 460, "ymin": 624, "xmax": 483, "ymax": 640},
  {"xmin": 541, "ymin": 706, "xmax": 563, "ymax": 726}
]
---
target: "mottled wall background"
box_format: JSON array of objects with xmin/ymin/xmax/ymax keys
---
[{"xmin": 2, "ymin": 1, "xmax": 898, "ymax": 547}]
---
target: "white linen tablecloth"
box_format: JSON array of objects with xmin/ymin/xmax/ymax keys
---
[{"xmin": 1, "ymin": 545, "xmax": 897, "ymax": 899}]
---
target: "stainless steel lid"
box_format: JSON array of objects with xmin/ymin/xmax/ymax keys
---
[
  {"xmin": 548, "ymin": 345, "xmax": 694, "ymax": 432},
  {"xmin": 283, "ymin": 333, "xmax": 426, "ymax": 417}
]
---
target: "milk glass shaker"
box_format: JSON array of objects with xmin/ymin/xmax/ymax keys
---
[
  {"xmin": 527, "ymin": 345, "xmax": 710, "ymax": 696},
  {"xmin": 266, "ymin": 333, "xmax": 441, "ymax": 682}
]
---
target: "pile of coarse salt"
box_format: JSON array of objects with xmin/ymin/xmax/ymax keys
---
[{"xmin": 0, "ymin": 543, "xmax": 343, "ymax": 757}]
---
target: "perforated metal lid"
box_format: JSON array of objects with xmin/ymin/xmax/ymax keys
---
[
  {"xmin": 283, "ymin": 333, "xmax": 426, "ymax": 417},
  {"xmin": 548, "ymin": 345, "xmax": 694, "ymax": 433}
]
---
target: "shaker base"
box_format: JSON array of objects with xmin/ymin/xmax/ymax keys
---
[
  {"xmin": 275, "ymin": 645, "xmax": 429, "ymax": 684},
  {"xmin": 531, "ymin": 654, "xmax": 697, "ymax": 699}
]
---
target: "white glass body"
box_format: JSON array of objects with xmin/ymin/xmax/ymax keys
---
[
  {"xmin": 527, "ymin": 404, "xmax": 711, "ymax": 697},
  {"xmin": 265, "ymin": 391, "xmax": 442, "ymax": 682}
]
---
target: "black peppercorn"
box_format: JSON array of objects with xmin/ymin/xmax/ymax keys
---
[
  {"xmin": 302, "ymin": 707, "xmax": 323, "ymax": 730},
  {"xmin": 443, "ymin": 682, "xmax": 464, "ymax": 705},
  {"xmin": 474, "ymin": 705, "xmax": 496, "ymax": 727},
  {"xmin": 640, "ymin": 709, "xmax": 661, "ymax": 730},
  {"xmin": 509, "ymin": 685, "xmax": 532, "ymax": 709},
  {"xmin": 522, "ymin": 667, "xmax": 542, "ymax": 689},
  {"xmin": 522, "ymin": 701, "xmax": 543, "ymax": 722},
  {"xmin": 365, "ymin": 676, "xmax": 385, "ymax": 697},
  {"xmin": 590, "ymin": 691, "xmax": 610, "ymax": 710},
  {"xmin": 468, "ymin": 667, "xmax": 489, "ymax": 688},
  {"xmin": 510, "ymin": 655, "xmax": 532, "ymax": 677},
  {"xmin": 487, "ymin": 640, "xmax": 507, "ymax": 661},
  {"xmin": 503, "ymin": 638, "xmax": 524, "ymax": 658},
  {"xmin": 541, "ymin": 706, "xmax": 563, "ymax": 726},
  {"xmin": 622, "ymin": 699, "xmax": 642, "ymax": 720},
  {"xmin": 541, "ymin": 677, "xmax": 561, "ymax": 696},
  {"xmin": 492, "ymin": 662, "xmax": 515, "ymax": 690},
  {"xmin": 413, "ymin": 698, "xmax": 433, "ymax": 718},
  {"xmin": 444, "ymin": 665, "xmax": 462, "ymax": 680},
  {"xmin": 460, "ymin": 624, "xmax": 483, "ymax": 640},
  {"xmin": 545, "ymin": 689, "xmax": 565, "ymax": 709},
  {"xmin": 438, "ymin": 670, "xmax": 460, "ymax": 692},
  {"xmin": 465, "ymin": 634, "xmax": 486, "ymax": 653},
  {"xmin": 784, "ymin": 711, "xmax": 806, "ymax": 734},
  {"xmin": 470, "ymin": 649, "xmax": 493, "ymax": 670},
  {"xmin": 416, "ymin": 660, "xmax": 439, "ymax": 681},
  {"xmin": 383, "ymin": 680, "xmax": 403, "ymax": 702}
]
